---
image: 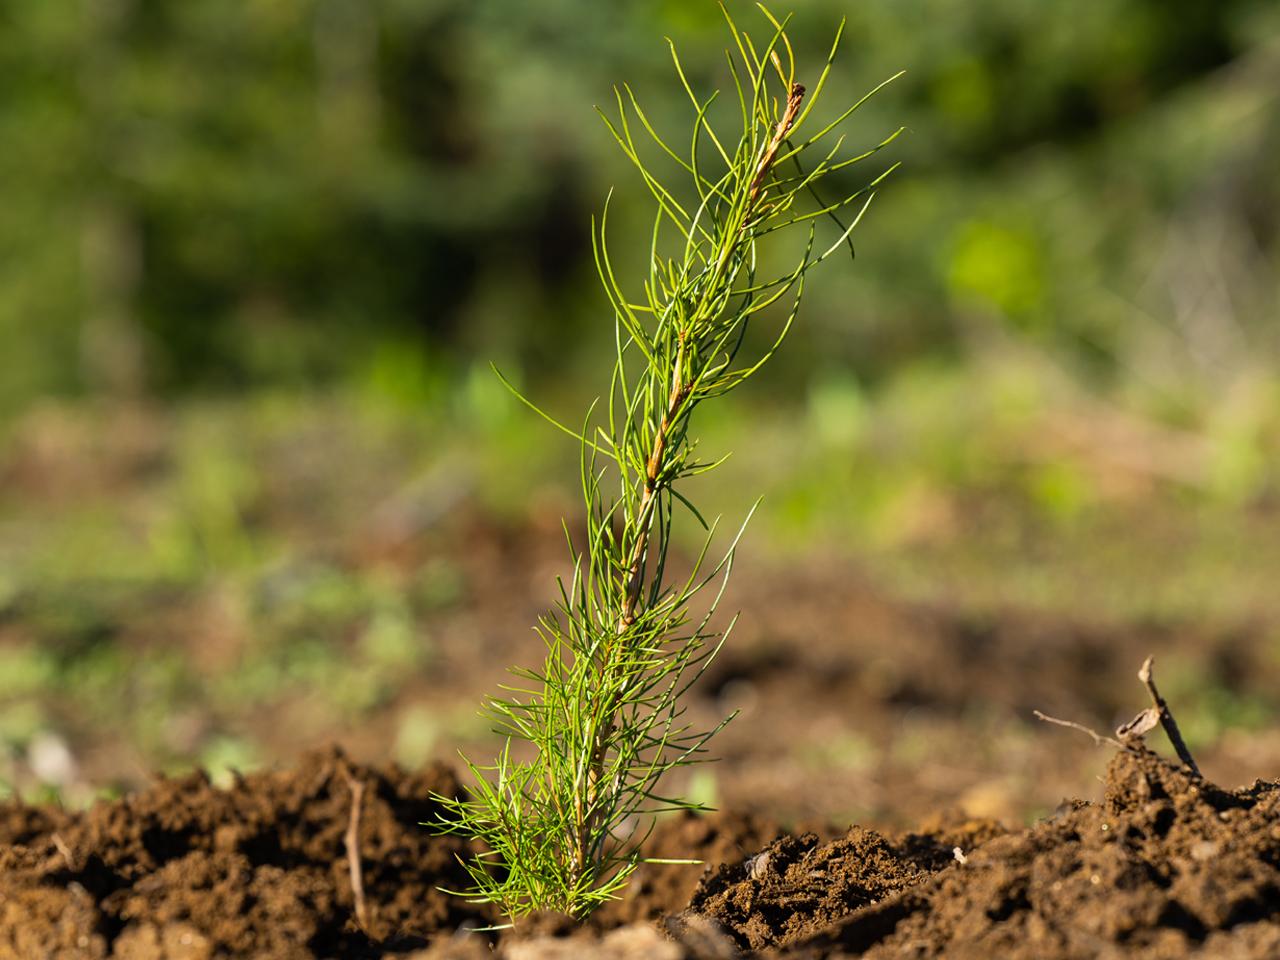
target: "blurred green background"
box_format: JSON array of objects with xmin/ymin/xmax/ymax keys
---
[
  {"xmin": 2, "ymin": 0, "xmax": 1280, "ymax": 811},
  {"xmin": 6, "ymin": 0, "xmax": 1278, "ymax": 415}
]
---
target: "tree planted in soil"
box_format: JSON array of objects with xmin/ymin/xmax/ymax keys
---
[{"xmin": 432, "ymin": 4, "xmax": 900, "ymax": 921}]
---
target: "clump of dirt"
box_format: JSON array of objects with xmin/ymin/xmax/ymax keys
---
[
  {"xmin": 596, "ymin": 810, "xmax": 782, "ymax": 929},
  {"xmin": 684, "ymin": 827, "xmax": 929, "ymax": 951},
  {"xmin": 776, "ymin": 745, "xmax": 1280, "ymax": 959},
  {"xmin": 0, "ymin": 747, "xmax": 491, "ymax": 958},
  {"xmin": 0, "ymin": 750, "xmax": 775, "ymax": 959}
]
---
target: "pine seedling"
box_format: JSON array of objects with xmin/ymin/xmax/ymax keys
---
[{"xmin": 432, "ymin": 4, "xmax": 900, "ymax": 922}]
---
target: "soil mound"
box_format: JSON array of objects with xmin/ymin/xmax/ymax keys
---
[
  {"xmin": 0, "ymin": 750, "xmax": 771, "ymax": 959},
  {"xmin": 0, "ymin": 747, "xmax": 488, "ymax": 958},
  {"xmin": 690, "ymin": 826, "xmax": 926, "ymax": 950},
  {"xmin": 766, "ymin": 746, "xmax": 1280, "ymax": 959},
  {"xmin": 596, "ymin": 810, "xmax": 781, "ymax": 929},
  {"xmin": 3, "ymin": 744, "xmax": 1279, "ymax": 959}
]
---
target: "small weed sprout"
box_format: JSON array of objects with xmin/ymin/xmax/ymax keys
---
[{"xmin": 432, "ymin": 4, "xmax": 900, "ymax": 921}]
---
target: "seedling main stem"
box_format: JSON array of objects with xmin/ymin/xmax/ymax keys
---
[{"xmin": 582, "ymin": 80, "xmax": 808, "ymax": 887}]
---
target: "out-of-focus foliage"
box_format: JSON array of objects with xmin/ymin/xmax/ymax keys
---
[
  {"xmin": 4, "ymin": 392, "xmax": 1280, "ymax": 801},
  {"xmin": 2, "ymin": 0, "xmax": 1278, "ymax": 416},
  {"xmin": 6, "ymin": 0, "xmax": 1280, "ymax": 817}
]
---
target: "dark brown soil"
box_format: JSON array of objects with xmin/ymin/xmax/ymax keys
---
[
  {"xmin": 3, "ymin": 742, "xmax": 1279, "ymax": 958},
  {"xmin": 685, "ymin": 827, "xmax": 930, "ymax": 951},
  {"xmin": 0, "ymin": 747, "xmax": 490, "ymax": 958},
  {"xmin": 595, "ymin": 810, "xmax": 783, "ymax": 930},
  {"xmin": 0, "ymin": 747, "xmax": 772, "ymax": 958},
  {"xmin": 749, "ymin": 745, "xmax": 1280, "ymax": 959}
]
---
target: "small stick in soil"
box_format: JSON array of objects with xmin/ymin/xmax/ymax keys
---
[
  {"xmin": 51, "ymin": 832, "xmax": 78, "ymax": 872},
  {"xmin": 340, "ymin": 765, "xmax": 370, "ymax": 931},
  {"xmin": 1033, "ymin": 710, "xmax": 1124, "ymax": 749},
  {"xmin": 1133, "ymin": 655, "xmax": 1201, "ymax": 778}
]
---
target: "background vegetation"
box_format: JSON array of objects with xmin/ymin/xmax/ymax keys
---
[
  {"xmin": 2, "ymin": 0, "xmax": 1279, "ymax": 809},
  {"xmin": 4, "ymin": 0, "xmax": 1277, "ymax": 412}
]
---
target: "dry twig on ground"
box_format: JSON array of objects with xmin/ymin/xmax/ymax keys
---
[
  {"xmin": 1033, "ymin": 711, "xmax": 1125, "ymax": 749},
  {"xmin": 340, "ymin": 764, "xmax": 370, "ymax": 930},
  {"xmin": 1037, "ymin": 656, "xmax": 1202, "ymax": 781},
  {"xmin": 1118, "ymin": 656, "xmax": 1201, "ymax": 777}
]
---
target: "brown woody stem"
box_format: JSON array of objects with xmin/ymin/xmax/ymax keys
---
[
  {"xmin": 1138, "ymin": 656, "xmax": 1201, "ymax": 778},
  {"xmin": 578, "ymin": 83, "xmax": 808, "ymax": 870},
  {"xmin": 616, "ymin": 83, "xmax": 805, "ymax": 636}
]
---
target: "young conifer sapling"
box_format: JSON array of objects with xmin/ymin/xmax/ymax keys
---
[{"xmin": 432, "ymin": 4, "xmax": 900, "ymax": 922}]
